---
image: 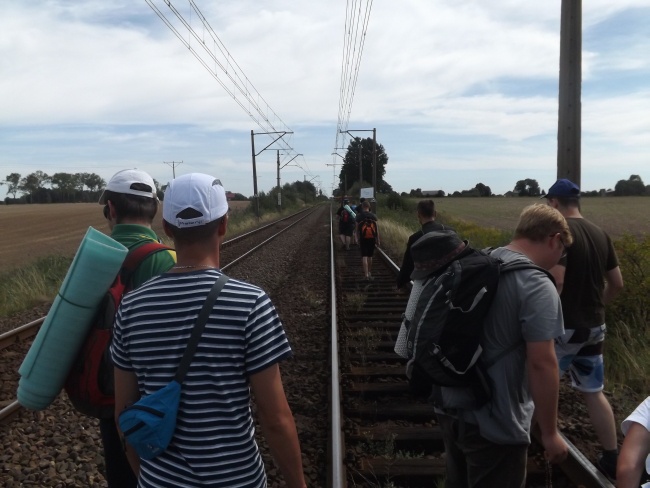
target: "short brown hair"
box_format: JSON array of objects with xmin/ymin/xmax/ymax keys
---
[
  {"xmin": 514, "ymin": 204, "xmax": 573, "ymax": 246},
  {"xmin": 417, "ymin": 199, "xmax": 435, "ymax": 218},
  {"xmin": 103, "ymin": 188, "xmax": 158, "ymax": 224},
  {"xmin": 164, "ymin": 207, "xmax": 225, "ymax": 245}
]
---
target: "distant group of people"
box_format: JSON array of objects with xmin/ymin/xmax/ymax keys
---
[
  {"xmin": 395, "ymin": 179, "xmax": 638, "ymax": 487},
  {"xmin": 337, "ymin": 197, "xmax": 380, "ymax": 280}
]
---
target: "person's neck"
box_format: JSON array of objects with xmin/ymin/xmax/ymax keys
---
[
  {"xmin": 115, "ymin": 219, "xmax": 152, "ymax": 228},
  {"xmin": 562, "ymin": 207, "xmax": 582, "ymax": 218}
]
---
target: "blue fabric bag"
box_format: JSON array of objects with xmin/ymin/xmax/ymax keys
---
[
  {"xmin": 118, "ymin": 380, "xmax": 181, "ymax": 459},
  {"xmin": 118, "ymin": 274, "xmax": 228, "ymax": 460}
]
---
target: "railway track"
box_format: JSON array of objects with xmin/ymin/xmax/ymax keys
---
[
  {"xmin": 0, "ymin": 205, "xmax": 618, "ymax": 487},
  {"xmin": 331, "ymin": 230, "xmax": 615, "ymax": 487}
]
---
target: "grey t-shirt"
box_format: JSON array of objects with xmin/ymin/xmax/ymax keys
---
[{"xmin": 439, "ymin": 248, "xmax": 564, "ymax": 445}]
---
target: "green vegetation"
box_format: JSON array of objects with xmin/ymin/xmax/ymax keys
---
[{"xmin": 0, "ymin": 255, "xmax": 72, "ymax": 316}]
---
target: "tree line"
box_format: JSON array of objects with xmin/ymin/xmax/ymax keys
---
[
  {"xmin": 405, "ymin": 175, "xmax": 649, "ymax": 198},
  {"xmin": 1, "ymin": 171, "xmax": 109, "ymax": 204}
]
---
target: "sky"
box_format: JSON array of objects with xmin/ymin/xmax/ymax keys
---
[{"xmin": 1, "ymin": 1, "xmax": 649, "ymax": 199}]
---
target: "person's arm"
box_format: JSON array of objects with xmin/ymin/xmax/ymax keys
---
[
  {"xmin": 603, "ymin": 266, "xmax": 624, "ymax": 305},
  {"xmin": 250, "ymin": 364, "xmax": 306, "ymax": 488},
  {"xmin": 549, "ymin": 264, "xmax": 565, "ymax": 295},
  {"xmin": 527, "ymin": 340, "xmax": 568, "ymax": 464},
  {"xmin": 114, "ymin": 367, "xmax": 142, "ymax": 475},
  {"xmin": 618, "ymin": 422, "xmax": 650, "ymax": 488}
]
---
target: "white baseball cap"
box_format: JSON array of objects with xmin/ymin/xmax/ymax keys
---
[
  {"xmin": 98, "ymin": 169, "xmax": 157, "ymax": 204},
  {"xmin": 163, "ymin": 173, "xmax": 228, "ymax": 228}
]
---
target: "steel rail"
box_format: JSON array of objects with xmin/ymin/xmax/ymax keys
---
[
  {"xmin": 0, "ymin": 400, "xmax": 21, "ymax": 424},
  {"xmin": 329, "ymin": 205, "xmax": 345, "ymax": 488},
  {"xmin": 222, "ymin": 207, "xmax": 319, "ymax": 271},
  {"xmin": 0, "ymin": 317, "xmax": 45, "ymax": 350}
]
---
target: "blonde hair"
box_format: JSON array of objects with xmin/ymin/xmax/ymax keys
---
[{"xmin": 514, "ymin": 204, "xmax": 573, "ymax": 247}]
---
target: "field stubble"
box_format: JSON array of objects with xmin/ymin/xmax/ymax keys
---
[
  {"xmin": 435, "ymin": 196, "xmax": 650, "ymax": 239},
  {"xmin": 0, "ymin": 202, "xmax": 250, "ymax": 273}
]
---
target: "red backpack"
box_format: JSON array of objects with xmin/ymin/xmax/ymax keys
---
[
  {"xmin": 360, "ymin": 219, "xmax": 377, "ymax": 239},
  {"xmin": 64, "ymin": 241, "xmax": 171, "ymax": 418}
]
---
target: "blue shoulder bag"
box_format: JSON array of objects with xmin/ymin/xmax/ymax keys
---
[{"xmin": 118, "ymin": 274, "xmax": 229, "ymax": 460}]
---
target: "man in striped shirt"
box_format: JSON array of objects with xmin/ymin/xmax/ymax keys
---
[{"xmin": 111, "ymin": 173, "xmax": 306, "ymax": 488}]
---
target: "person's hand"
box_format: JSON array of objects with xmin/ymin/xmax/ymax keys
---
[{"xmin": 542, "ymin": 431, "xmax": 568, "ymax": 464}]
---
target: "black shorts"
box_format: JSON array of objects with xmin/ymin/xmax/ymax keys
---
[
  {"xmin": 339, "ymin": 223, "xmax": 355, "ymax": 237},
  {"xmin": 359, "ymin": 238, "xmax": 376, "ymax": 257}
]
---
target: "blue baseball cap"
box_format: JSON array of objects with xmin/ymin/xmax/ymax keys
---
[{"xmin": 543, "ymin": 179, "xmax": 580, "ymax": 199}]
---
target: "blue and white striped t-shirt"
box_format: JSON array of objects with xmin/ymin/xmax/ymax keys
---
[{"xmin": 111, "ymin": 269, "xmax": 292, "ymax": 488}]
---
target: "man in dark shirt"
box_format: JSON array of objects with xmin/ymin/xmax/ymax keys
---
[
  {"xmin": 545, "ymin": 178, "xmax": 624, "ymax": 481},
  {"xmin": 396, "ymin": 199, "xmax": 449, "ymax": 289}
]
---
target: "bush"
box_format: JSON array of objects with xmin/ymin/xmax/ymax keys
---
[
  {"xmin": 605, "ymin": 234, "xmax": 650, "ymax": 390},
  {"xmin": 386, "ymin": 191, "xmax": 408, "ymax": 211}
]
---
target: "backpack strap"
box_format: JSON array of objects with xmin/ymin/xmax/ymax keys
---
[
  {"xmin": 482, "ymin": 260, "xmax": 556, "ymax": 370},
  {"xmin": 499, "ymin": 261, "xmax": 556, "ymax": 287},
  {"xmin": 174, "ymin": 274, "xmax": 229, "ymax": 383},
  {"xmin": 120, "ymin": 241, "xmax": 173, "ymax": 286}
]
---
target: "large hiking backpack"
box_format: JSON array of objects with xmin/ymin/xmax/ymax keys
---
[
  {"xmin": 341, "ymin": 209, "xmax": 351, "ymax": 224},
  {"xmin": 394, "ymin": 247, "xmax": 553, "ymax": 404},
  {"xmin": 360, "ymin": 219, "xmax": 377, "ymax": 239},
  {"xmin": 64, "ymin": 241, "xmax": 171, "ymax": 418}
]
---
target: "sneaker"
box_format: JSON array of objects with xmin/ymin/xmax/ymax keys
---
[{"xmin": 596, "ymin": 453, "xmax": 617, "ymax": 482}]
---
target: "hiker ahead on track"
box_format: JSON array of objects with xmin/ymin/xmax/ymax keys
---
[
  {"xmin": 336, "ymin": 198, "xmax": 356, "ymax": 250},
  {"xmin": 355, "ymin": 200, "xmax": 379, "ymax": 280},
  {"xmin": 97, "ymin": 169, "xmax": 176, "ymax": 488},
  {"xmin": 111, "ymin": 173, "xmax": 306, "ymax": 488},
  {"xmin": 396, "ymin": 199, "xmax": 449, "ymax": 290},
  {"xmin": 432, "ymin": 204, "xmax": 571, "ymax": 487},
  {"xmin": 545, "ymin": 178, "xmax": 624, "ymax": 481}
]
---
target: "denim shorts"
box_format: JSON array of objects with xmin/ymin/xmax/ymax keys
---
[{"xmin": 554, "ymin": 324, "xmax": 606, "ymax": 392}]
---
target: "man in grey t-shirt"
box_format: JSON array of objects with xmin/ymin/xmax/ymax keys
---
[{"xmin": 433, "ymin": 204, "xmax": 571, "ymax": 488}]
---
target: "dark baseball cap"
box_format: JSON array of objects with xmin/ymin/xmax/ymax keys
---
[{"xmin": 542, "ymin": 179, "xmax": 580, "ymax": 199}]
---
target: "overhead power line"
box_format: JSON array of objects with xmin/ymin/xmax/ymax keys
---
[
  {"xmin": 334, "ymin": 0, "xmax": 374, "ymax": 154},
  {"xmin": 144, "ymin": 0, "xmax": 297, "ymax": 157}
]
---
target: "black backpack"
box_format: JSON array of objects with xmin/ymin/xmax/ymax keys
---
[
  {"xmin": 397, "ymin": 247, "xmax": 554, "ymax": 404},
  {"xmin": 64, "ymin": 241, "xmax": 172, "ymax": 418}
]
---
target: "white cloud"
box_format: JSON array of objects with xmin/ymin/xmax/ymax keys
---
[{"xmin": 1, "ymin": 1, "xmax": 649, "ymax": 199}]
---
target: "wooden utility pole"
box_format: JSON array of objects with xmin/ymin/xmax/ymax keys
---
[
  {"xmin": 372, "ymin": 128, "xmax": 377, "ymax": 198},
  {"xmin": 557, "ymin": 0, "xmax": 582, "ymax": 186},
  {"xmin": 164, "ymin": 161, "xmax": 182, "ymax": 179}
]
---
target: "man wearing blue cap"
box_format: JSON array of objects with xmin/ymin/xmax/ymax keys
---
[{"xmin": 544, "ymin": 178, "xmax": 624, "ymax": 481}]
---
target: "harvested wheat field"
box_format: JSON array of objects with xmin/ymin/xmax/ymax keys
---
[
  {"xmin": 0, "ymin": 201, "xmax": 250, "ymax": 273},
  {"xmin": 438, "ymin": 196, "xmax": 650, "ymax": 239}
]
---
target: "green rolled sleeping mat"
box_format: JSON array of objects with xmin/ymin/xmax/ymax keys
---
[{"xmin": 17, "ymin": 227, "xmax": 128, "ymax": 411}]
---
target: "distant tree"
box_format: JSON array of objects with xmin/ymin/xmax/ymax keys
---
[
  {"xmin": 409, "ymin": 188, "xmax": 424, "ymax": 198},
  {"xmin": 514, "ymin": 178, "xmax": 541, "ymax": 197},
  {"xmin": 378, "ymin": 180, "xmax": 393, "ymax": 194},
  {"xmin": 83, "ymin": 173, "xmax": 105, "ymax": 192},
  {"xmin": 474, "ymin": 182, "xmax": 492, "ymax": 197},
  {"xmin": 3, "ymin": 173, "xmax": 21, "ymax": 199},
  {"xmin": 19, "ymin": 171, "xmax": 50, "ymax": 202},
  {"xmin": 339, "ymin": 137, "xmax": 388, "ymax": 194},
  {"xmin": 615, "ymin": 174, "xmax": 646, "ymax": 196}
]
